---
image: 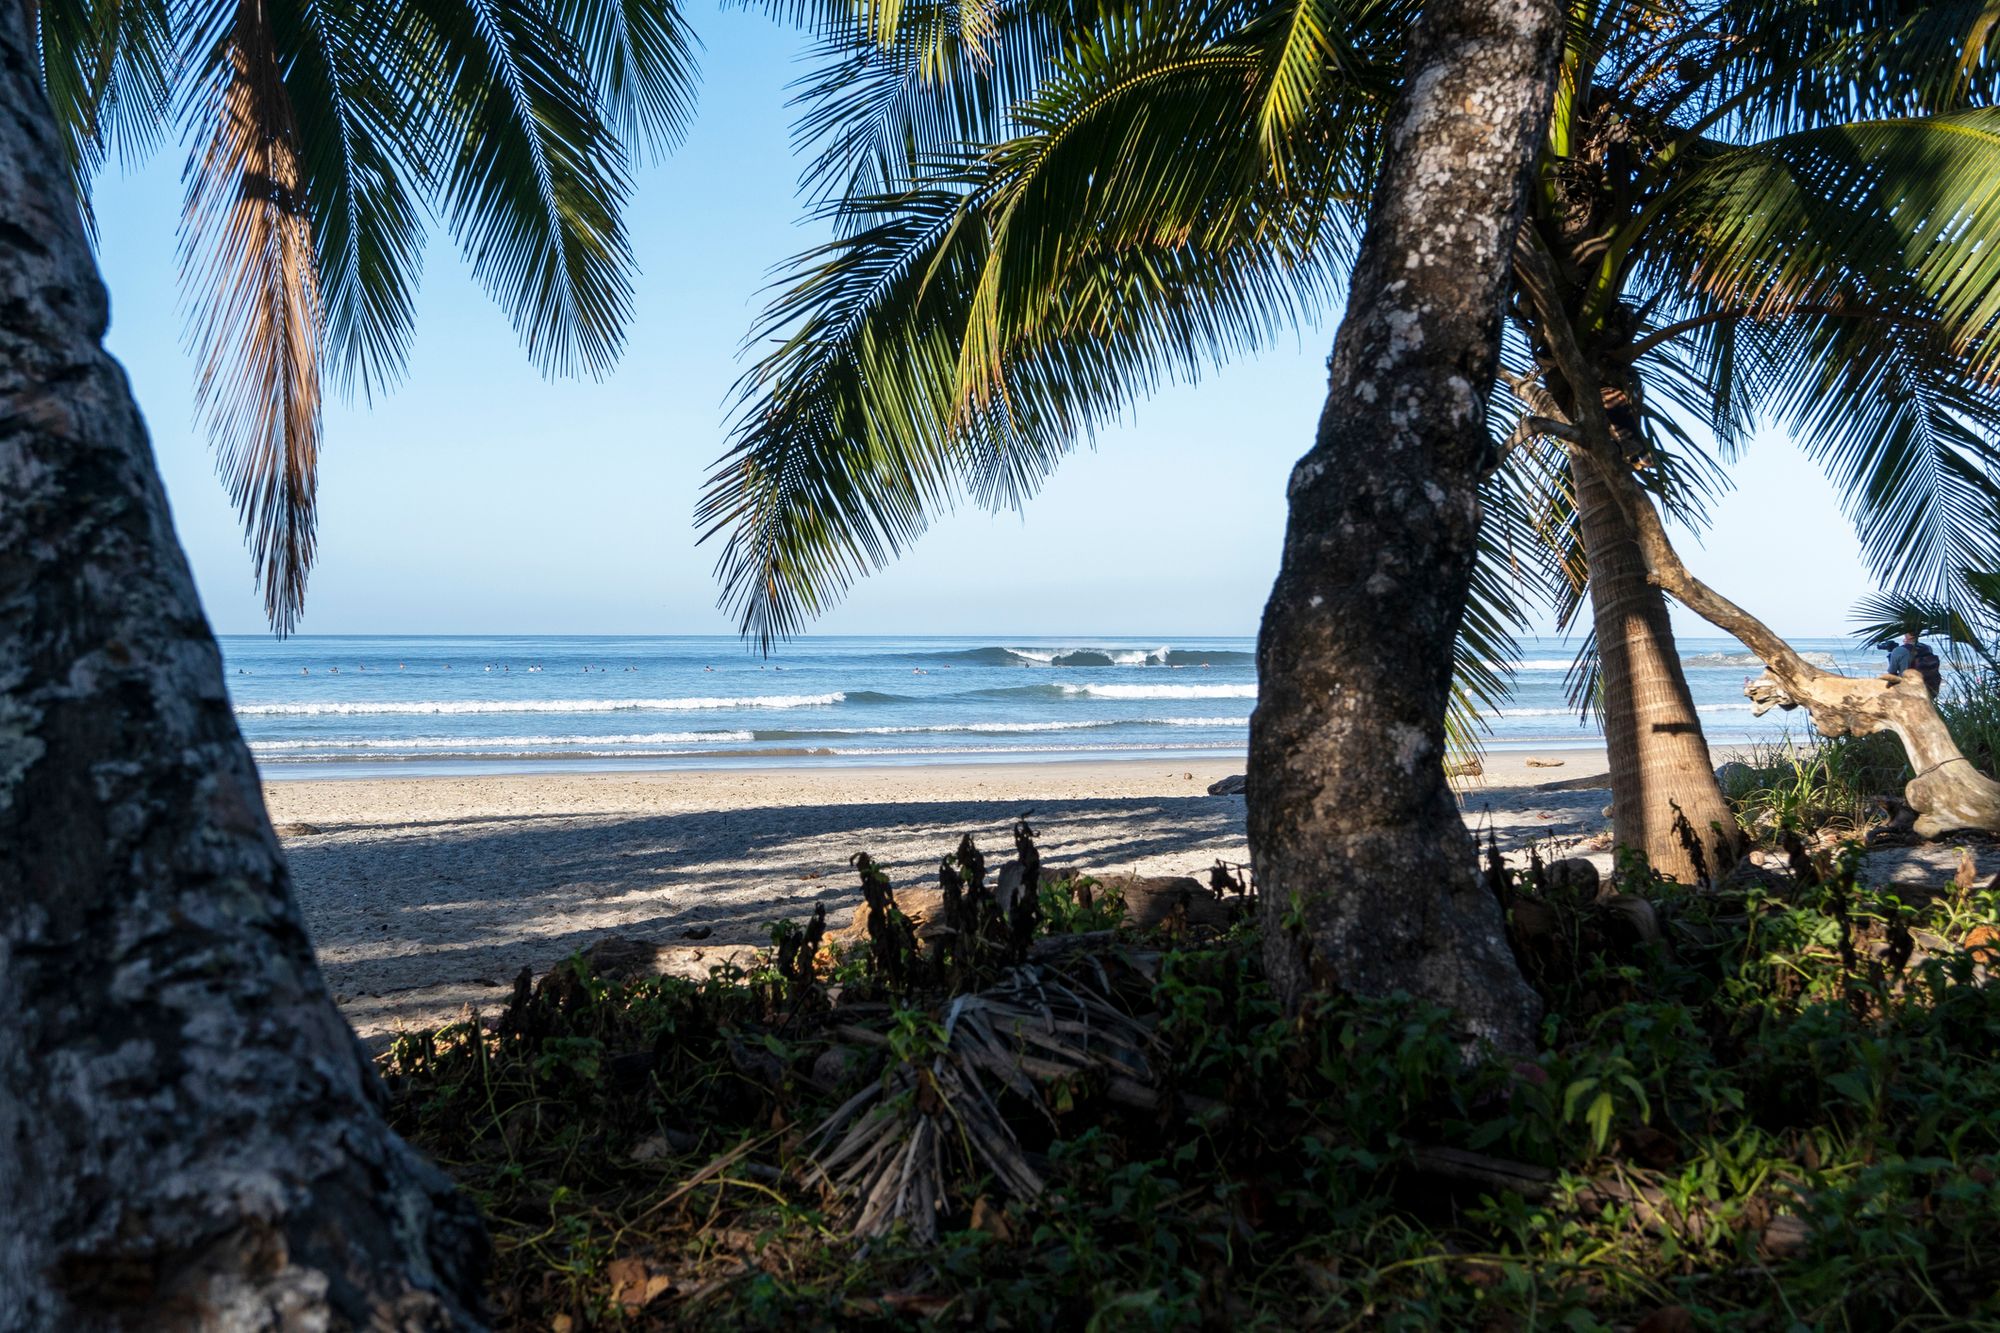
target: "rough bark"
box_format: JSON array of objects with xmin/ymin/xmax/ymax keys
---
[
  {"xmin": 1520, "ymin": 241, "xmax": 2000, "ymax": 841},
  {"xmin": 1249, "ymin": 0, "xmax": 1560, "ymax": 1055},
  {"xmin": 1513, "ymin": 236, "xmax": 1741, "ymax": 881},
  {"xmin": 1567, "ymin": 427, "xmax": 1741, "ymax": 884},
  {"xmin": 0, "ymin": 8, "xmax": 486, "ymax": 1328}
]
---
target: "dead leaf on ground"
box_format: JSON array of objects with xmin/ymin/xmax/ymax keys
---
[
  {"xmin": 607, "ymin": 1256, "xmax": 673, "ymax": 1312},
  {"xmin": 1635, "ymin": 1308, "xmax": 1696, "ymax": 1333},
  {"xmin": 970, "ymin": 1195, "xmax": 1014, "ymax": 1243}
]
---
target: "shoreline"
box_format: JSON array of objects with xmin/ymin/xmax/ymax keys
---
[{"xmin": 251, "ymin": 744, "xmax": 1618, "ymax": 785}]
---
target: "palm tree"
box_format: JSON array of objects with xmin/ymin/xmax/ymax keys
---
[
  {"xmin": 706, "ymin": 0, "xmax": 2000, "ymax": 881},
  {"xmin": 40, "ymin": 0, "xmax": 697, "ymax": 630},
  {"xmin": 1501, "ymin": 0, "xmax": 2000, "ymax": 877}
]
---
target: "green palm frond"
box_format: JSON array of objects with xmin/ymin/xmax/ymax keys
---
[
  {"xmin": 1447, "ymin": 473, "xmax": 1556, "ymax": 761},
  {"xmin": 278, "ymin": 0, "xmax": 428, "ymax": 399},
  {"xmin": 39, "ymin": 0, "xmax": 176, "ymax": 237},
  {"xmin": 1652, "ymin": 112, "xmax": 2000, "ymax": 382},
  {"xmin": 769, "ymin": 0, "xmax": 1089, "ymax": 205},
  {"xmin": 1631, "ymin": 0, "xmax": 2000, "ymax": 145},
  {"xmin": 1850, "ymin": 589, "xmax": 1993, "ymax": 663},
  {"xmin": 1631, "ymin": 115, "xmax": 2000, "ymax": 603},
  {"xmin": 404, "ymin": 0, "xmax": 636, "ymax": 379},
  {"xmin": 551, "ymin": 0, "xmax": 700, "ymax": 159},
  {"xmin": 706, "ymin": 12, "xmax": 1379, "ymax": 645}
]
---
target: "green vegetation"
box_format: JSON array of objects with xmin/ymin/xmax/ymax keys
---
[{"xmin": 382, "ymin": 837, "xmax": 2000, "ymax": 1329}]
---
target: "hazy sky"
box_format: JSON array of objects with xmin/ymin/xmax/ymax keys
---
[{"xmin": 90, "ymin": 14, "xmax": 1874, "ymax": 644}]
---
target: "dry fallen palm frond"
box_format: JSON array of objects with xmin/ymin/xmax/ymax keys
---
[
  {"xmin": 181, "ymin": 5, "xmax": 323, "ymax": 635},
  {"xmin": 797, "ymin": 963, "xmax": 1163, "ymax": 1241}
]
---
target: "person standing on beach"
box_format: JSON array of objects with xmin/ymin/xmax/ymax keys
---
[{"xmin": 1887, "ymin": 631, "xmax": 1944, "ymax": 695}]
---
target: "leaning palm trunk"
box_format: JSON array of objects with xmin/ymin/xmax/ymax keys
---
[
  {"xmin": 1574, "ymin": 457, "xmax": 1743, "ymax": 883},
  {"xmin": 1523, "ymin": 242, "xmax": 2000, "ymax": 841},
  {"xmin": 0, "ymin": 7, "xmax": 485, "ymax": 1325},
  {"xmin": 1622, "ymin": 480, "xmax": 2000, "ymax": 837},
  {"xmin": 1249, "ymin": 0, "xmax": 1560, "ymax": 1054}
]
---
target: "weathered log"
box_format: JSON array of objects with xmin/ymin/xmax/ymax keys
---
[{"xmin": 1742, "ymin": 671, "xmax": 2000, "ymax": 836}]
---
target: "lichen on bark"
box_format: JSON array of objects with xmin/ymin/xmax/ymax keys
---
[
  {"xmin": 1249, "ymin": 0, "xmax": 1561, "ymax": 1055},
  {"xmin": 0, "ymin": 6, "xmax": 485, "ymax": 1326}
]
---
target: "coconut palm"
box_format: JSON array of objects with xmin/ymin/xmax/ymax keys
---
[
  {"xmin": 39, "ymin": 0, "xmax": 697, "ymax": 630},
  {"xmin": 705, "ymin": 0, "xmax": 2000, "ymax": 879}
]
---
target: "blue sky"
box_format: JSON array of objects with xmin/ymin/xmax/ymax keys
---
[{"xmin": 90, "ymin": 12, "xmax": 1872, "ymax": 642}]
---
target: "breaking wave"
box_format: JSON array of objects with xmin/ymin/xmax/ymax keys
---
[
  {"xmin": 1059, "ymin": 683, "xmax": 1257, "ymax": 700},
  {"xmin": 920, "ymin": 644, "xmax": 1257, "ymax": 667},
  {"xmin": 234, "ymin": 693, "xmax": 845, "ymax": 717}
]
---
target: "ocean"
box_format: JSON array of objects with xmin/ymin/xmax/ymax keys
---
[{"xmin": 220, "ymin": 634, "xmax": 1884, "ymax": 778}]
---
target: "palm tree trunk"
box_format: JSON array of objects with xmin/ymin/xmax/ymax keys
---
[
  {"xmin": 0, "ymin": 9, "xmax": 486, "ymax": 1326},
  {"xmin": 1249, "ymin": 0, "xmax": 1559, "ymax": 1054},
  {"xmin": 1573, "ymin": 459, "xmax": 1744, "ymax": 883}
]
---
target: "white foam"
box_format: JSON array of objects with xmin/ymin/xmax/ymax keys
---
[
  {"xmin": 1486, "ymin": 703, "xmax": 1760, "ymax": 719},
  {"xmin": 252, "ymin": 731, "xmax": 756, "ymax": 751},
  {"xmin": 1060, "ymin": 684, "xmax": 1257, "ymax": 700},
  {"xmin": 776, "ymin": 716, "xmax": 1248, "ymax": 737},
  {"xmin": 1003, "ymin": 644, "xmax": 1178, "ymax": 665},
  {"xmin": 827, "ymin": 741, "xmax": 1243, "ymax": 757},
  {"xmin": 234, "ymin": 693, "xmax": 844, "ymax": 717}
]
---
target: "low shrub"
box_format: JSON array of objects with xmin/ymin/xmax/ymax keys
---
[{"xmin": 381, "ymin": 834, "xmax": 2000, "ymax": 1330}]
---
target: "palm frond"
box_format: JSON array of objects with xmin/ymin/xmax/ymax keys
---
[
  {"xmin": 39, "ymin": 0, "xmax": 175, "ymax": 235},
  {"xmin": 402, "ymin": 0, "xmax": 636, "ymax": 378},
  {"xmin": 279, "ymin": 0, "xmax": 428, "ymax": 399},
  {"xmin": 179, "ymin": 1, "xmax": 325, "ymax": 635},
  {"xmin": 770, "ymin": 0, "xmax": 1089, "ymax": 206},
  {"xmin": 1447, "ymin": 474, "xmax": 1552, "ymax": 762},
  {"xmin": 551, "ymin": 0, "xmax": 700, "ymax": 160},
  {"xmin": 1849, "ymin": 589, "xmax": 1992, "ymax": 664},
  {"xmin": 1629, "ymin": 113, "xmax": 2000, "ymax": 607},
  {"xmin": 1651, "ymin": 112, "xmax": 2000, "ymax": 382},
  {"xmin": 1632, "ymin": 0, "xmax": 2000, "ymax": 145},
  {"xmin": 706, "ymin": 17, "xmax": 1369, "ymax": 645}
]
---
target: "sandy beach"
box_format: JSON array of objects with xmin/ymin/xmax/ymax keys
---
[{"xmin": 269, "ymin": 748, "xmax": 1622, "ymax": 1040}]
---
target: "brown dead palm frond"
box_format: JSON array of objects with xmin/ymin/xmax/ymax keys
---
[
  {"xmin": 798, "ymin": 963, "xmax": 1163, "ymax": 1241},
  {"xmin": 182, "ymin": 7, "xmax": 324, "ymax": 635}
]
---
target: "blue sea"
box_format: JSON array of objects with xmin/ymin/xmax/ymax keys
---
[{"xmin": 219, "ymin": 634, "xmax": 1882, "ymax": 778}]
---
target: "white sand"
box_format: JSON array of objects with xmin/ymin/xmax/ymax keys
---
[{"xmin": 269, "ymin": 750, "xmax": 1619, "ymax": 1040}]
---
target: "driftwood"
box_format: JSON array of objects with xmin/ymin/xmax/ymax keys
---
[{"xmin": 1517, "ymin": 238, "xmax": 2000, "ymax": 839}]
